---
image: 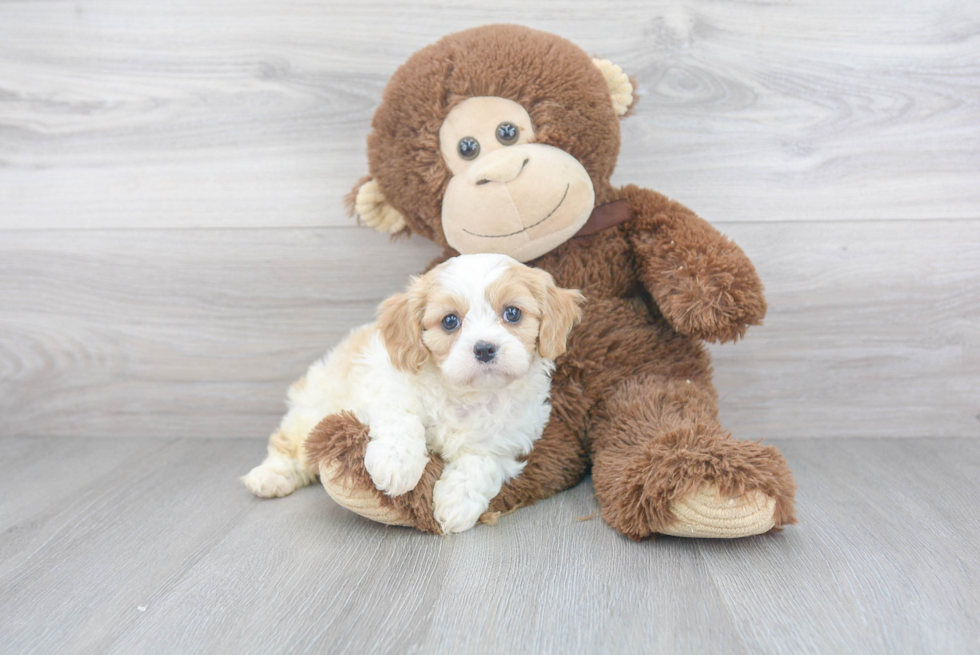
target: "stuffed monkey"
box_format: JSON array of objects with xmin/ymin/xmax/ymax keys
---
[{"xmin": 304, "ymin": 24, "xmax": 796, "ymax": 540}]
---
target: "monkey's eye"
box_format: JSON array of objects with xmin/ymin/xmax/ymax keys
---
[
  {"xmin": 457, "ymin": 137, "xmax": 480, "ymax": 160},
  {"xmin": 496, "ymin": 122, "xmax": 520, "ymax": 145},
  {"xmin": 441, "ymin": 314, "xmax": 460, "ymax": 331},
  {"xmin": 503, "ymin": 306, "xmax": 522, "ymax": 323}
]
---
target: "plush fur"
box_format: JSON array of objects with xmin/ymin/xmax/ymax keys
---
[
  {"xmin": 309, "ymin": 24, "xmax": 797, "ymax": 539},
  {"xmin": 243, "ymin": 253, "xmax": 584, "ymax": 534}
]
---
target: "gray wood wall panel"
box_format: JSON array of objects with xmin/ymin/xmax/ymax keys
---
[
  {"xmin": 0, "ymin": 228, "xmax": 441, "ymax": 439},
  {"xmin": 1, "ymin": 0, "xmax": 978, "ymax": 230},
  {"xmin": 1, "ymin": 0, "xmax": 978, "ymax": 442},
  {"xmin": 1, "ymin": 221, "xmax": 977, "ymax": 439},
  {"xmin": 711, "ymin": 219, "xmax": 980, "ymax": 438}
]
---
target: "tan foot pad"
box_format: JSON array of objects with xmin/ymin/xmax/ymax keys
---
[
  {"xmin": 319, "ymin": 462, "xmax": 413, "ymax": 527},
  {"xmin": 660, "ymin": 483, "xmax": 776, "ymax": 539}
]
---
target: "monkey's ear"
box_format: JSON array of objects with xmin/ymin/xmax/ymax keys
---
[
  {"xmin": 592, "ymin": 58, "xmax": 635, "ymax": 116},
  {"xmin": 348, "ymin": 177, "xmax": 407, "ymax": 234}
]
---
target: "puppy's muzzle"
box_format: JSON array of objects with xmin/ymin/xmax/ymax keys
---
[{"xmin": 473, "ymin": 341, "xmax": 497, "ymax": 363}]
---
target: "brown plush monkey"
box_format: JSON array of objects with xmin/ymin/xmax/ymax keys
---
[{"xmin": 305, "ymin": 24, "xmax": 797, "ymax": 540}]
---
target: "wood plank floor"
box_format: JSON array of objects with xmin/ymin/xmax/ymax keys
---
[{"xmin": 1, "ymin": 436, "xmax": 977, "ymax": 654}]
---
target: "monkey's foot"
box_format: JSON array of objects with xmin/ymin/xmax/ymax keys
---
[
  {"xmin": 320, "ymin": 461, "xmax": 415, "ymax": 527},
  {"xmin": 660, "ymin": 483, "xmax": 776, "ymax": 538}
]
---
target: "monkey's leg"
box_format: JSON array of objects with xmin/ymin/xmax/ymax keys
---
[
  {"xmin": 305, "ymin": 411, "xmax": 445, "ymax": 534},
  {"xmin": 589, "ymin": 374, "xmax": 796, "ymax": 540}
]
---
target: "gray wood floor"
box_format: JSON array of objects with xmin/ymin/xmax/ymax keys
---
[{"xmin": 1, "ymin": 436, "xmax": 978, "ymax": 654}]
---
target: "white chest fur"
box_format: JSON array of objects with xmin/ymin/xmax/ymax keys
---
[
  {"xmin": 346, "ymin": 334, "xmax": 554, "ymax": 465},
  {"xmin": 415, "ymin": 358, "xmax": 554, "ymax": 463}
]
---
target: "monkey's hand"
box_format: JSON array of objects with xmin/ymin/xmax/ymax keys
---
[{"xmin": 621, "ymin": 185, "xmax": 767, "ymax": 343}]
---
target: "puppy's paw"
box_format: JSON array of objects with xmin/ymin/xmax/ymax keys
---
[
  {"xmin": 433, "ymin": 478, "xmax": 489, "ymax": 534},
  {"xmin": 242, "ymin": 466, "xmax": 297, "ymax": 498},
  {"xmin": 364, "ymin": 438, "xmax": 429, "ymax": 497}
]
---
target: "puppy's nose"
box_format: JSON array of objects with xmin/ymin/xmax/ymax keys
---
[{"xmin": 473, "ymin": 341, "xmax": 497, "ymax": 363}]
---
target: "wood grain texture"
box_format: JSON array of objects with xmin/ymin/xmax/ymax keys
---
[
  {"xmin": 710, "ymin": 219, "xmax": 980, "ymax": 439},
  {"xmin": 1, "ymin": 0, "xmax": 978, "ymax": 229},
  {"xmin": 0, "ymin": 227, "xmax": 441, "ymax": 438},
  {"xmin": 0, "ymin": 436, "xmax": 977, "ymax": 654},
  {"xmin": 2, "ymin": 221, "xmax": 977, "ymax": 440}
]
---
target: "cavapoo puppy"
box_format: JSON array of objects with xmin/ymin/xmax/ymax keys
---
[{"xmin": 242, "ymin": 253, "xmax": 584, "ymax": 533}]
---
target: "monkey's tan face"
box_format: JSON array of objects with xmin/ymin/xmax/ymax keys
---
[{"xmin": 439, "ymin": 97, "xmax": 596, "ymax": 263}]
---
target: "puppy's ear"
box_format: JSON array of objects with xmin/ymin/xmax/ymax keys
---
[
  {"xmin": 533, "ymin": 270, "xmax": 586, "ymax": 359},
  {"xmin": 377, "ymin": 278, "xmax": 429, "ymax": 373}
]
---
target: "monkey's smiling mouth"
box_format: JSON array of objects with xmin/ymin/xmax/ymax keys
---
[{"xmin": 462, "ymin": 184, "xmax": 569, "ymax": 239}]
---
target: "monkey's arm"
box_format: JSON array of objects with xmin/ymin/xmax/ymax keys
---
[{"xmin": 620, "ymin": 184, "xmax": 766, "ymax": 343}]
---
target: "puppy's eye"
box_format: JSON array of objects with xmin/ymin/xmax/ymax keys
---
[
  {"xmin": 503, "ymin": 306, "xmax": 522, "ymax": 323},
  {"xmin": 441, "ymin": 314, "xmax": 460, "ymax": 331},
  {"xmin": 457, "ymin": 137, "xmax": 480, "ymax": 160},
  {"xmin": 496, "ymin": 122, "xmax": 520, "ymax": 145}
]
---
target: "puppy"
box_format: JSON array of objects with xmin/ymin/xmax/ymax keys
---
[{"xmin": 242, "ymin": 253, "xmax": 584, "ymax": 533}]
